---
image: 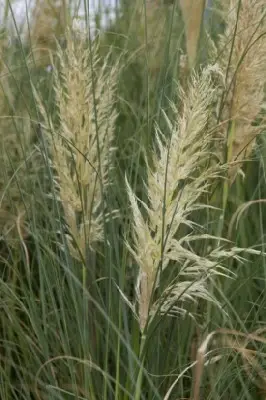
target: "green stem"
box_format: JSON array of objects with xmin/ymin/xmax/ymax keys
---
[
  {"xmin": 207, "ymin": 121, "xmax": 236, "ymax": 321},
  {"xmin": 217, "ymin": 120, "xmax": 236, "ymax": 243},
  {"xmin": 134, "ymin": 333, "xmax": 147, "ymax": 400}
]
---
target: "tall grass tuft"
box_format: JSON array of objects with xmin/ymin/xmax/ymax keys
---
[{"xmin": 1, "ymin": 2, "xmax": 266, "ymax": 399}]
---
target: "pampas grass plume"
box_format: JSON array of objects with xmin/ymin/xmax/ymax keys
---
[
  {"xmin": 126, "ymin": 66, "xmax": 227, "ymax": 332},
  {"xmin": 37, "ymin": 30, "xmax": 118, "ymax": 260},
  {"xmin": 218, "ymin": 0, "xmax": 266, "ymax": 181}
]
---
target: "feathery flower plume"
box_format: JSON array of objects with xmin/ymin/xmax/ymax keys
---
[
  {"xmin": 126, "ymin": 65, "xmax": 264, "ymax": 333},
  {"xmin": 37, "ymin": 31, "xmax": 118, "ymax": 260},
  {"xmin": 126, "ymin": 66, "xmax": 231, "ymax": 332},
  {"xmin": 218, "ymin": 0, "xmax": 266, "ymax": 181}
]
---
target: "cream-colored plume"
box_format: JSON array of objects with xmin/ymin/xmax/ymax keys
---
[
  {"xmin": 37, "ymin": 31, "xmax": 118, "ymax": 260},
  {"xmin": 126, "ymin": 66, "xmax": 232, "ymax": 332},
  {"xmin": 218, "ymin": 0, "xmax": 266, "ymax": 181}
]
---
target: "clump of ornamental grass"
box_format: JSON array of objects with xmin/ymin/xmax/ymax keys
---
[
  {"xmin": 126, "ymin": 65, "xmax": 264, "ymax": 334},
  {"xmin": 217, "ymin": 0, "xmax": 266, "ymax": 182},
  {"xmin": 179, "ymin": 0, "xmax": 206, "ymax": 69},
  {"xmin": 36, "ymin": 30, "xmax": 118, "ymax": 262}
]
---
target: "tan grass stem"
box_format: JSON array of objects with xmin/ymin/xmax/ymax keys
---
[{"xmin": 179, "ymin": 0, "xmax": 206, "ymax": 69}]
